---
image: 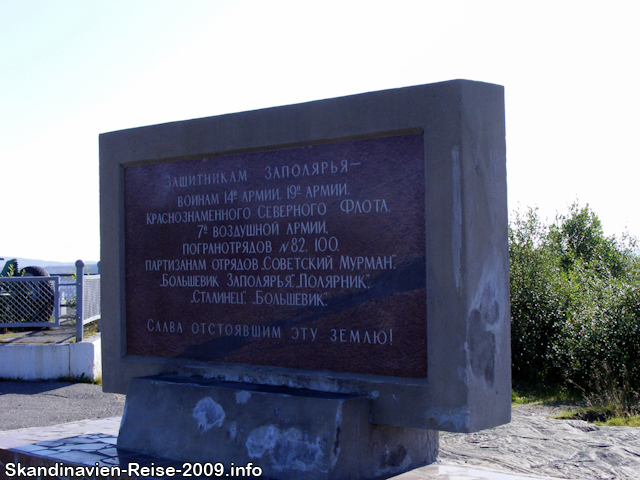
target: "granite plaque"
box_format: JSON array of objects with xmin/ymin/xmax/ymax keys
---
[{"xmin": 124, "ymin": 134, "xmax": 426, "ymax": 378}]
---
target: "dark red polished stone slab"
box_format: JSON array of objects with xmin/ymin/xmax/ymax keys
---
[{"xmin": 123, "ymin": 134, "xmax": 426, "ymax": 378}]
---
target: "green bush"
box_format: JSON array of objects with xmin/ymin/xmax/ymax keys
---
[{"xmin": 510, "ymin": 203, "xmax": 640, "ymax": 393}]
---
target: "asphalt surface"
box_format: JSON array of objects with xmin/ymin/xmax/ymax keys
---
[
  {"xmin": 0, "ymin": 322, "xmax": 120, "ymax": 431},
  {"xmin": 0, "ymin": 381, "xmax": 125, "ymax": 431}
]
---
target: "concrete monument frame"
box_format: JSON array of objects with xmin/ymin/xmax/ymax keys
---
[{"xmin": 100, "ymin": 79, "xmax": 510, "ymax": 435}]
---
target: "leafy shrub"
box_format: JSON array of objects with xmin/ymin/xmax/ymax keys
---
[
  {"xmin": 510, "ymin": 203, "xmax": 640, "ymax": 393},
  {"xmin": 509, "ymin": 208, "xmax": 568, "ymax": 385}
]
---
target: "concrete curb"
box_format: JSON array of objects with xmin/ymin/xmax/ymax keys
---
[{"xmin": 0, "ymin": 335, "xmax": 101, "ymax": 381}]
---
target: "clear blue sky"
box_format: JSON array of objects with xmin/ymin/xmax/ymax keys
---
[{"xmin": 2, "ymin": 0, "xmax": 638, "ymax": 262}]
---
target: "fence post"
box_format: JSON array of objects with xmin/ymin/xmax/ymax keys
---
[{"xmin": 75, "ymin": 260, "xmax": 84, "ymax": 342}]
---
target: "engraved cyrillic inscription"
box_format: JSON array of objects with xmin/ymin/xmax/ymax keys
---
[{"xmin": 124, "ymin": 134, "xmax": 426, "ymax": 377}]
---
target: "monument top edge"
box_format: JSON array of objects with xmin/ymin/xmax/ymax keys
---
[{"xmin": 99, "ymin": 79, "xmax": 502, "ymax": 138}]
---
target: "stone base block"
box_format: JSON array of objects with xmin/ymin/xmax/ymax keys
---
[{"xmin": 117, "ymin": 376, "xmax": 438, "ymax": 479}]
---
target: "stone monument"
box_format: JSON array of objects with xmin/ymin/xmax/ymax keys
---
[{"xmin": 99, "ymin": 79, "xmax": 510, "ymax": 479}]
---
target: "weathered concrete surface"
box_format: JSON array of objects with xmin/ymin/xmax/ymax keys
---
[
  {"xmin": 439, "ymin": 403, "xmax": 640, "ymax": 480},
  {"xmin": 119, "ymin": 376, "xmax": 438, "ymax": 480},
  {"xmin": 0, "ymin": 323, "xmax": 102, "ymax": 381}
]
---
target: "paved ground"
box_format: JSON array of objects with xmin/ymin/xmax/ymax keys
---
[
  {"xmin": 1, "ymin": 381, "xmax": 640, "ymax": 479},
  {"xmin": 6, "ymin": 329, "xmax": 637, "ymax": 479},
  {"xmin": 440, "ymin": 403, "xmax": 640, "ymax": 480},
  {"xmin": 0, "ymin": 381, "xmax": 125, "ymax": 430},
  {"xmin": 0, "ymin": 318, "xmax": 86, "ymax": 345}
]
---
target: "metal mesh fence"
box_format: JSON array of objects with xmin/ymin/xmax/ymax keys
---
[
  {"xmin": 82, "ymin": 275, "xmax": 101, "ymax": 323},
  {"xmin": 0, "ymin": 276, "xmax": 59, "ymax": 327}
]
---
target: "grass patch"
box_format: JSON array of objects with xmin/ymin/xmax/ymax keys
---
[
  {"xmin": 80, "ymin": 319, "xmax": 99, "ymax": 340},
  {"xmin": 55, "ymin": 373, "xmax": 102, "ymax": 385},
  {"xmin": 66, "ymin": 319, "xmax": 99, "ymax": 342},
  {"xmin": 512, "ymin": 384, "xmax": 582, "ymax": 406},
  {"xmin": 512, "ymin": 390, "xmax": 536, "ymax": 404},
  {"xmin": 0, "ymin": 375, "xmax": 101, "ymax": 385},
  {"xmin": 555, "ymin": 407, "xmax": 640, "ymax": 427},
  {"xmin": 515, "ymin": 371, "xmax": 640, "ymax": 427},
  {"xmin": 572, "ymin": 366, "xmax": 640, "ymax": 426},
  {"xmin": 601, "ymin": 415, "xmax": 640, "ymax": 427}
]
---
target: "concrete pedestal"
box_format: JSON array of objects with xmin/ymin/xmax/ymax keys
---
[{"xmin": 118, "ymin": 376, "xmax": 438, "ymax": 479}]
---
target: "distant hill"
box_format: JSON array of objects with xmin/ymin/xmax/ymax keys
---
[{"xmin": 0, "ymin": 257, "xmax": 99, "ymax": 275}]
